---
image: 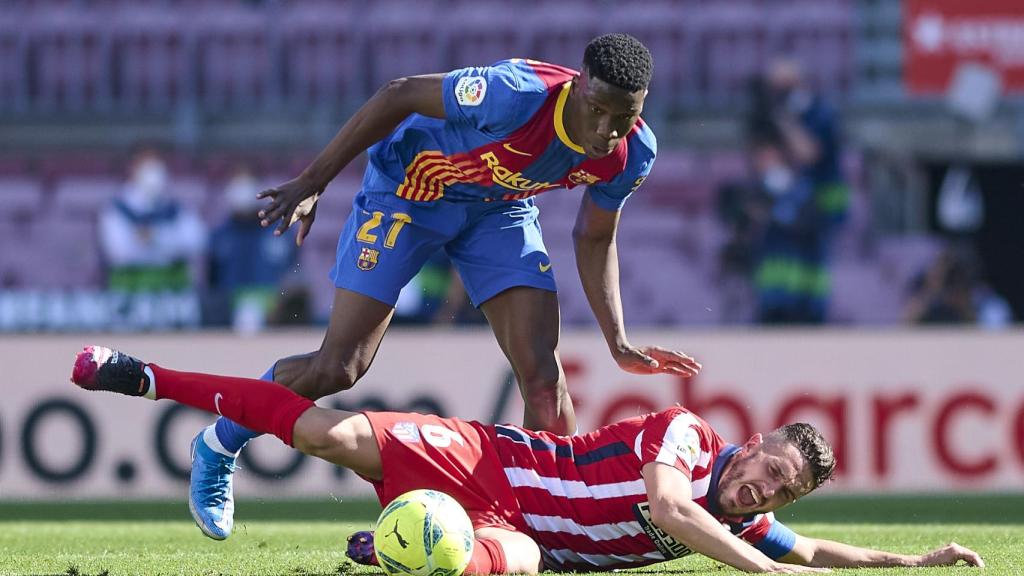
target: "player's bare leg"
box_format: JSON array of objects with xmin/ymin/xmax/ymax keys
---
[
  {"xmin": 189, "ymin": 287, "xmax": 393, "ymax": 539},
  {"xmin": 290, "ymin": 407, "xmax": 382, "ymax": 479},
  {"xmin": 474, "ymin": 527, "xmax": 543, "ymax": 574},
  {"xmin": 272, "ymin": 288, "xmax": 395, "ymax": 398},
  {"xmin": 481, "ymin": 286, "xmax": 576, "ymax": 435}
]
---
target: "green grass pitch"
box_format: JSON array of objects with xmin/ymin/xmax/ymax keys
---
[{"xmin": 1, "ymin": 495, "xmax": 1021, "ymax": 575}]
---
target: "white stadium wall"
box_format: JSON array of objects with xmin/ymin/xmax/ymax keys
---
[{"xmin": 1, "ymin": 329, "xmax": 1023, "ymax": 499}]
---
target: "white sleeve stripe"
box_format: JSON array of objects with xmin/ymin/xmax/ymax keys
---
[
  {"xmin": 697, "ymin": 451, "xmax": 712, "ymax": 468},
  {"xmin": 654, "ymin": 442, "xmax": 677, "ymax": 466},
  {"xmin": 690, "ymin": 475, "xmax": 711, "ymax": 499},
  {"xmin": 654, "ymin": 412, "xmax": 704, "ymax": 470}
]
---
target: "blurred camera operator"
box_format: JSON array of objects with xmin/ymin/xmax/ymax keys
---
[{"xmin": 745, "ymin": 59, "xmax": 848, "ymax": 324}]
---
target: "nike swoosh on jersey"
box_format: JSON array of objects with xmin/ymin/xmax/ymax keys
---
[
  {"xmin": 503, "ymin": 143, "xmax": 532, "ymax": 157},
  {"xmin": 539, "ymin": 262, "xmax": 552, "ymax": 272}
]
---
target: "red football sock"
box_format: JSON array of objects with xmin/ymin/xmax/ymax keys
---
[
  {"xmin": 465, "ymin": 538, "xmax": 508, "ymax": 575},
  {"xmin": 148, "ymin": 365, "xmax": 314, "ymax": 447}
]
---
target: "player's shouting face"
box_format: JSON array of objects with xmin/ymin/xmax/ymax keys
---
[
  {"xmin": 566, "ymin": 69, "xmax": 646, "ymax": 159},
  {"xmin": 716, "ymin": 433, "xmax": 818, "ymax": 517}
]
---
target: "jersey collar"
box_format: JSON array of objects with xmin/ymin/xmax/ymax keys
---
[
  {"xmin": 553, "ymin": 82, "xmax": 585, "ymax": 155},
  {"xmin": 705, "ymin": 444, "xmax": 740, "ymax": 517}
]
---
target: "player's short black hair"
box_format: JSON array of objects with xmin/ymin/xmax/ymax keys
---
[
  {"xmin": 583, "ymin": 33, "xmax": 653, "ymax": 92},
  {"xmin": 773, "ymin": 423, "xmax": 836, "ymax": 489}
]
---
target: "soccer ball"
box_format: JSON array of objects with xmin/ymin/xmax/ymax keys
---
[{"xmin": 375, "ymin": 489, "xmax": 475, "ymax": 576}]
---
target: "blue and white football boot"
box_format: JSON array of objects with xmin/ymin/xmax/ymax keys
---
[{"xmin": 189, "ymin": 431, "xmax": 237, "ymax": 540}]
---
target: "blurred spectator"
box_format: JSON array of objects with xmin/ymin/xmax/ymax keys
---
[
  {"xmin": 905, "ymin": 243, "xmax": 1012, "ymax": 328},
  {"xmin": 207, "ymin": 167, "xmax": 307, "ymax": 331},
  {"xmin": 393, "ymin": 252, "xmax": 483, "ymax": 325},
  {"xmin": 746, "ymin": 59, "xmax": 848, "ymax": 324},
  {"xmin": 98, "ymin": 149, "xmax": 206, "ymax": 293},
  {"xmin": 715, "ymin": 180, "xmax": 770, "ymax": 324},
  {"xmin": 761, "ymin": 59, "xmax": 848, "ymax": 206},
  {"xmin": 750, "ymin": 143, "xmax": 826, "ymax": 324}
]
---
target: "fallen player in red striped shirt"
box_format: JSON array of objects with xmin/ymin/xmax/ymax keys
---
[{"xmin": 71, "ymin": 345, "xmax": 984, "ymax": 574}]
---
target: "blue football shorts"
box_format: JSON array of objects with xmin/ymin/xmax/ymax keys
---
[{"xmin": 330, "ymin": 190, "xmax": 557, "ymax": 307}]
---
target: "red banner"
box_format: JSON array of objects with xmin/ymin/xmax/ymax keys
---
[{"xmin": 905, "ymin": 0, "xmax": 1024, "ymax": 93}]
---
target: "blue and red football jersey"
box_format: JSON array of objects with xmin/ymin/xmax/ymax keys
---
[
  {"xmin": 360, "ymin": 59, "xmax": 657, "ymax": 211},
  {"xmin": 493, "ymin": 407, "xmax": 798, "ymax": 570}
]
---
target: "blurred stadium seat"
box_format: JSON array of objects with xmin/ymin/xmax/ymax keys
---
[
  {"xmin": 0, "ymin": 0, "xmax": 856, "ymax": 119},
  {"xmin": 280, "ymin": 2, "xmax": 361, "ymax": 111},
  {"xmin": 0, "ymin": 177, "xmax": 44, "ymax": 224},
  {"xmin": 52, "ymin": 176, "xmax": 120, "ymax": 221},
  {"xmin": 110, "ymin": 8, "xmax": 192, "ymax": 114},
  {"xmin": 195, "ymin": 8, "xmax": 275, "ymax": 113},
  {"xmin": 0, "ymin": 0, "xmax": 1018, "ymax": 329}
]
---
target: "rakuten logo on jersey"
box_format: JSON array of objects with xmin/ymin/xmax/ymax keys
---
[{"xmin": 479, "ymin": 151, "xmax": 555, "ymax": 192}]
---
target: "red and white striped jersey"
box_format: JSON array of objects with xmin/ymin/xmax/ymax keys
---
[{"xmin": 491, "ymin": 407, "xmax": 796, "ymax": 571}]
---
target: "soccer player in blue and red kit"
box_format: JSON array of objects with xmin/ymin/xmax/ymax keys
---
[
  {"xmin": 73, "ymin": 346, "xmax": 985, "ymax": 573},
  {"xmin": 188, "ymin": 33, "xmax": 703, "ymax": 541}
]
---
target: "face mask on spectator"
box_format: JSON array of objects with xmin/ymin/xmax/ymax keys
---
[
  {"xmin": 786, "ymin": 88, "xmax": 812, "ymax": 114},
  {"xmin": 763, "ymin": 166, "xmax": 794, "ymax": 196},
  {"xmin": 129, "ymin": 157, "xmax": 169, "ymax": 208},
  {"xmin": 225, "ymin": 173, "xmax": 261, "ymax": 216}
]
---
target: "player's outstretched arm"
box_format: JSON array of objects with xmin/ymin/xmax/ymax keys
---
[
  {"xmin": 780, "ymin": 536, "xmax": 984, "ymax": 568},
  {"xmin": 572, "ymin": 193, "xmax": 701, "ymax": 378},
  {"xmin": 642, "ymin": 463, "xmax": 828, "ymax": 573},
  {"xmin": 258, "ymin": 74, "xmax": 446, "ymax": 244}
]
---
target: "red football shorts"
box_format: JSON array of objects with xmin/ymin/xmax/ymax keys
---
[{"xmin": 362, "ymin": 411, "xmax": 528, "ymax": 533}]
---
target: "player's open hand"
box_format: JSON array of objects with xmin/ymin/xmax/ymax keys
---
[
  {"xmin": 915, "ymin": 542, "xmax": 985, "ymax": 568},
  {"xmin": 257, "ymin": 176, "xmax": 325, "ymax": 246},
  {"xmin": 613, "ymin": 344, "xmax": 701, "ymax": 377}
]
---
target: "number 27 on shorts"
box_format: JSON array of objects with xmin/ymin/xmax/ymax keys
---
[{"xmin": 357, "ymin": 211, "xmax": 412, "ymax": 249}]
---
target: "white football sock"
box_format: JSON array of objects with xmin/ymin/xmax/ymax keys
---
[
  {"xmin": 204, "ymin": 425, "xmax": 239, "ymax": 457},
  {"xmin": 143, "ymin": 366, "xmax": 157, "ymax": 400}
]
